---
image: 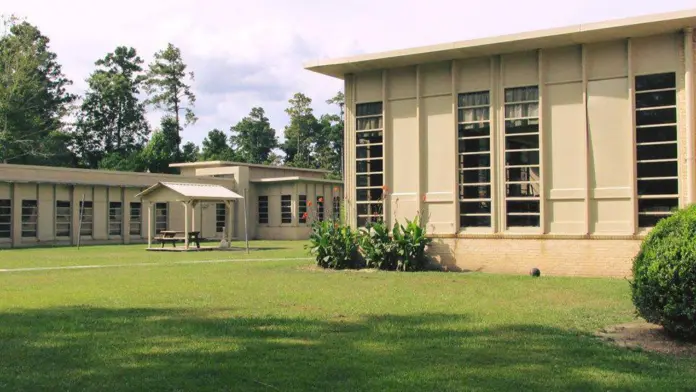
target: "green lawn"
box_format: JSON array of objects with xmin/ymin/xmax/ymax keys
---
[{"xmin": 0, "ymin": 242, "xmax": 694, "ymax": 391}]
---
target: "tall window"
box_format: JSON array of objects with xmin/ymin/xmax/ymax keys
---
[
  {"xmin": 216, "ymin": 203, "xmax": 226, "ymax": 233},
  {"xmin": 155, "ymin": 202, "xmax": 167, "ymax": 234},
  {"xmin": 635, "ymin": 72, "xmax": 678, "ymax": 227},
  {"xmin": 458, "ymin": 91, "xmax": 492, "ymax": 228},
  {"xmin": 281, "ymin": 195, "xmax": 292, "ymax": 224},
  {"xmin": 258, "ymin": 196, "xmax": 269, "ymax": 224},
  {"xmin": 109, "ymin": 202, "xmax": 122, "ymax": 236},
  {"xmin": 316, "ymin": 196, "xmax": 324, "ymax": 221},
  {"xmin": 356, "ymin": 102, "xmax": 384, "ymax": 226},
  {"xmin": 56, "ymin": 201, "xmax": 71, "ymax": 237},
  {"xmin": 79, "ymin": 201, "xmax": 93, "ymax": 237},
  {"xmin": 0, "ymin": 200, "xmax": 10, "ymax": 239},
  {"xmin": 129, "ymin": 202, "xmax": 141, "ymax": 236},
  {"xmin": 504, "ymin": 86, "xmax": 541, "ymax": 228},
  {"xmin": 299, "ymin": 195, "xmax": 307, "ymax": 224},
  {"xmin": 333, "ymin": 196, "xmax": 341, "ymax": 220},
  {"xmin": 22, "ymin": 200, "xmax": 38, "ymax": 238}
]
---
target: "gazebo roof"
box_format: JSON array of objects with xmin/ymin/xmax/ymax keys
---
[{"xmin": 135, "ymin": 182, "xmax": 244, "ymax": 201}]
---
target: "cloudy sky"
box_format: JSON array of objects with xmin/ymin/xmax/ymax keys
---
[{"xmin": 2, "ymin": 0, "xmax": 695, "ymax": 145}]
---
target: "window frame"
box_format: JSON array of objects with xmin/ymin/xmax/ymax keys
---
[
  {"xmin": 457, "ymin": 91, "xmax": 493, "ymax": 231},
  {"xmin": 634, "ymin": 72, "xmax": 679, "ymax": 229},
  {"xmin": 0, "ymin": 199, "xmax": 10, "ymax": 239},
  {"xmin": 79, "ymin": 200, "xmax": 94, "ymax": 237},
  {"xmin": 258, "ymin": 196, "xmax": 269, "ymax": 225},
  {"xmin": 129, "ymin": 202, "xmax": 142, "ymax": 236},
  {"xmin": 155, "ymin": 202, "xmax": 168, "ymax": 234},
  {"xmin": 355, "ymin": 101, "xmax": 385, "ymax": 227},
  {"xmin": 503, "ymin": 86, "xmax": 541, "ymax": 230},
  {"xmin": 21, "ymin": 200, "xmax": 38, "ymax": 238},
  {"xmin": 280, "ymin": 195, "xmax": 292, "ymax": 224},
  {"xmin": 108, "ymin": 201, "xmax": 123, "ymax": 236},
  {"xmin": 55, "ymin": 200, "xmax": 71, "ymax": 238},
  {"xmin": 216, "ymin": 203, "xmax": 226, "ymax": 233},
  {"xmin": 299, "ymin": 195, "xmax": 307, "ymax": 224}
]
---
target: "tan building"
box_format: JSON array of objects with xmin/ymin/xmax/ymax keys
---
[
  {"xmin": 0, "ymin": 161, "xmax": 342, "ymax": 248},
  {"xmin": 305, "ymin": 9, "xmax": 696, "ymax": 277}
]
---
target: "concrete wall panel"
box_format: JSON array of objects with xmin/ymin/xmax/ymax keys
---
[{"xmin": 355, "ymin": 71, "xmax": 383, "ymax": 103}]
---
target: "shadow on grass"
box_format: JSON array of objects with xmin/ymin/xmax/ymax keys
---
[{"xmin": 0, "ymin": 307, "xmax": 692, "ymax": 392}]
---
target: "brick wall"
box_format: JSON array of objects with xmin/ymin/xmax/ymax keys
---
[{"xmin": 428, "ymin": 238, "xmax": 641, "ymax": 278}]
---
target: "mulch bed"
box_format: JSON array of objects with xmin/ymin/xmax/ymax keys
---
[{"xmin": 596, "ymin": 321, "xmax": 696, "ymax": 357}]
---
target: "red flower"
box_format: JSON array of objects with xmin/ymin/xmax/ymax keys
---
[
  {"xmin": 381, "ymin": 185, "xmax": 389, "ymax": 193},
  {"xmin": 308, "ymin": 201, "xmax": 312, "ymax": 206},
  {"xmin": 318, "ymin": 197, "xmax": 324, "ymax": 203},
  {"xmin": 302, "ymin": 212, "xmax": 309, "ymax": 219},
  {"xmin": 333, "ymin": 186, "xmax": 339, "ymax": 192},
  {"xmin": 422, "ymin": 194, "xmax": 427, "ymax": 202}
]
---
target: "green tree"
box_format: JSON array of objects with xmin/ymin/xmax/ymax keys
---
[
  {"xmin": 200, "ymin": 128, "xmax": 233, "ymax": 161},
  {"xmin": 140, "ymin": 116, "xmax": 180, "ymax": 173},
  {"xmin": 180, "ymin": 141, "xmax": 200, "ymax": 163},
  {"xmin": 74, "ymin": 46, "xmax": 149, "ymax": 168},
  {"xmin": 282, "ymin": 93, "xmax": 320, "ymax": 168},
  {"xmin": 230, "ymin": 107, "xmax": 277, "ymax": 164},
  {"xmin": 0, "ymin": 15, "xmax": 75, "ymax": 165},
  {"xmin": 325, "ymin": 91, "xmax": 344, "ymax": 177},
  {"xmin": 144, "ymin": 43, "xmax": 196, "ymax": 148}
]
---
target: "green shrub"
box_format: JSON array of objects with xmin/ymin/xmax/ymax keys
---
[
  {"xmin": 359, "ymin": 221, "xmax": 398, "ymax": 270},
  {"xmin": 307, "ymin": 220, "xmax": 362, "ymax": 270},
  {"xmin": 392, "ymin": 217, "xmax": 432, "ymax": 272},
  {"xmin": 631, "ymin": 205, "xmax": 696, "ymax": 340}
]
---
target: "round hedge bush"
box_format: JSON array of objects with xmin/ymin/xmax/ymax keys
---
[{"xmin": 631, "ymin": 205, "xmax": 696, "ymax": 340}]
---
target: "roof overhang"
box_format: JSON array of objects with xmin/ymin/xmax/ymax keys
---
[
  {"xmin": 304, "ymin": 9, "xmax": 696, "ymax": 79},
  {"xmin": 250, "ymin": 176, "xmax": 343, "ymax": 185},
  {"xmin": 135, "ymin": 182, "xmax": 244, "ymax": 201}
]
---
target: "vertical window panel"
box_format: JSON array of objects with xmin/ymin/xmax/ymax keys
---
[
  {"xmin": 216, "ymin": 203, "xmax": 226, "ymax": 233},
  {"xmin": 458, "ymin": 91, "xmax": 492, "ymax": 228},
  {"xmin": 281, "ymin": 195, "xmax": 292, "ymax": 224},
  {"xmin": 129, "ymin": 202, "xmax": 141, "ymax": 236},
  {"xmin": 109, "ymin": 201, "xmax": 122, "ymax": 236},
  {"xmin": 258, "ymin": 196, "xmax": 269, "ymax": 224},
  {"xmin": 635, "ymin": 72, "xmax": 678, "ymax": 228},
  {"xmin": 0, "ymin": 200, "xmax": 10, "ymax": 238},
  {"xmin": 504, "ymin": 86, "xmax": 540, "ymax": 228},
  {"xmin": 356, "ymin": 102, "xmax": 384, "ymax": 226}
]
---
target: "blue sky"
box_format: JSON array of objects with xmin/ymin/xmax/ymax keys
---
[{"xmin": 2, "ymin": 0, "xmax": 695, "ymax": 145}]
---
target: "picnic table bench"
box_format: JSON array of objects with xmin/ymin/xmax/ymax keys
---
[{"xmin": 154, "ymin": 230, "xmax": 201, "ymax": 248}]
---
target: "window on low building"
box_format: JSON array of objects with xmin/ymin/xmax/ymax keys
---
[
  {"xmin": 333, "ymin": 196, "xmax": 341, "ymax": 220},
  {"xmin": 316, "ymin": 196, "xmax": 324, "ymax": 222},
  {"xmin": 281, "ymin": 195, "xmax": 292, "ymax": 224},
  {"xmin": 258, "ymin": 196, "xmax": 269, "ymax": 224},
  {"xmin": 80, "ymin": 201, "xmax": 93, "ymax": 237},
  {"xmin": 109, "ymin": 201, "xmax": 122, "ymax": 236},
  {"xmin": 0, "ymin": 200, "xmax": 10, "ymax": 239},
  {"xmin": 129, "ymin": 202, "xmax": 141, "ymax": 236},
  {"xmin": 356, "ymin": 102, "xmax": 384, "ymax": 226},
  {"xmin": 458, "ymin": 91, "xmax": 492, "ymax": 228},
  {"xmin": 216, "ymin": 203, "xmax": 226, "ymax": 233},
  {"xmin": 299, "ymin": 195, "xmax": 307, "ymax": 223},
  {"xmin": 21, "ymin": 200, "xmax": 38, "ymax": 238},
  {"xmin": 635, "ymin": 72, "xmax": 678, "ymax": 227},
  {"xmin": 56, "ymin": 200, "xmax": 71, "ymax": 237},
  {"xmin": 504, "ymin": 86, "xmax": 541, "ymax": 228},
  {"xmin": 155, "ymin": 202, "xmax": 167, "ymax": 234}
]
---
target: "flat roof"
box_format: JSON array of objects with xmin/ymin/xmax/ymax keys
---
[
  {"xmin": 169, "ymin": 161, "xmax": 331, "ymax": 174},
  {"xmin": 304, "ymin": 9, "xmax": 696, "ymax": 79}
]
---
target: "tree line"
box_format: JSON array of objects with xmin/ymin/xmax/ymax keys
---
[{"xmin": 0, "ymin": 15, "xmax": 344, "ymax": 178}]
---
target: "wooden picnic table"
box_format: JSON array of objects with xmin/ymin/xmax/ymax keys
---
[{"xmin": 155, "ymin": 230, "xmax": 201, "ymax": 248}]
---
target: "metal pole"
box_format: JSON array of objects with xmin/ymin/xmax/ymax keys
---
[
  {"xmin": 243, "ymin": 188, "xmax": 249, "ymax": 254},
  {"xmin": 76, "ymin": 193, "xmax": 85, "ymax": 249}
]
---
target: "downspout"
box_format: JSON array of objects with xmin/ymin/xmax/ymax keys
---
[{"xmin": 685, "ymin": 28, "xmax": 695, "ymax": 205}]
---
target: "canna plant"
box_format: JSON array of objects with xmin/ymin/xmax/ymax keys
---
[{"xmin": 391, "ymin": 216, "xmax": 432, "ymax": 272}]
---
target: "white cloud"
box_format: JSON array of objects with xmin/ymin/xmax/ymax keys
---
[{"xmin": 2, "ymin": 0, "xmax": 694, "ymax": 145}]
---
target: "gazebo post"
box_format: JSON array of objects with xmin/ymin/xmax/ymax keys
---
[
  {"xmin": 190, "ymin": 201, "xmax": 196, "ymax": 232},
  {"xmin": 147, "ymin": 201, "xmax": 152, "ymax": 249},
  {"xmin": 183, "ymin": 201, "xmax": 190, "ymax": 249},
  {"xmin": 226, "ymin": 200, "xmax": 233, "ymax": 245}
]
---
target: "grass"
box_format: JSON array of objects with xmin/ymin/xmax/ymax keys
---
[{"xmin": 0, "ymin": 241, "xmax": 695, "ymax": 391}]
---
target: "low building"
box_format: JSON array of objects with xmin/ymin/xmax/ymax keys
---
[
  {"xmin": 0, "ymin": 161, "xmax": 342, "ymax": 248},
  {"xmin": 305, "ymin": 9, "xmax": 696, "ymax": 277}
]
